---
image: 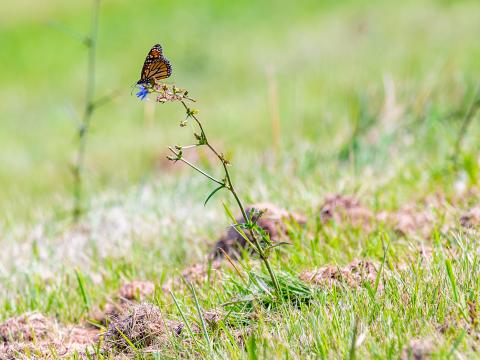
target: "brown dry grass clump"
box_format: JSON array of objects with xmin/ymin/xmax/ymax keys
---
[
  {"xmin": 319, "ymin": 194, "xmax": 373, "ymax": 228},
  {"xmin": 103, "ymin": 303, "xmax": 232, "ymax": 356},
  {"xmin": 211, "ymin": 203, "xmax": 306, "ymax": 259},
  {"xmin": 103, "ymin": 303, "xmax": 184, "ymax": 355},
  {"xmin": 0, "ymin": 312, "xmax": 98, "ymax": 359},
  {"xmin": 300, "ymin": 260, "xmax": 380, "ymax": 290}
]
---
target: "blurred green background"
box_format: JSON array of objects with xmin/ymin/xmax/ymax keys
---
[{"xmin": 1, "ymin": 0, "xmax": 479, "ymax": 220}]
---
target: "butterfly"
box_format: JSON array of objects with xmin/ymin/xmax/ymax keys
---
[{"xmin": 137, "ymin": 44, "xmax": 172, "ymax": 87}]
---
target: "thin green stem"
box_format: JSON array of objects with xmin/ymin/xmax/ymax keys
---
[
  {"xmin": 167, "ymin": 147, "xmax": 225, "ymax": 186},
  {"xmin": 73, "ymin": 0, "xmax": 101, "ymax": 220},
  {"xmin": 180, "ymin": 101, "xmax": 248, "ymax": 219},
  {"xmin": 179, "ymin": 100, "xmax": 281, "ymax": 296}
]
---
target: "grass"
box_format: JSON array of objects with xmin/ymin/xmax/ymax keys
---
[
  {"xmin": 1, "ymin": 0, "xmax": 480, "ymax": 358},
  {"xmin": 1, "ymin": 0, "xmax": 480, "ymax": 218}
]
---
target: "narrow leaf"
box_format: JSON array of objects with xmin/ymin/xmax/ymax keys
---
[
  {"xmin": 204, "ymin": 185, "xmax": 224, "ymax": 206},
  {"xmin": 445, "ymin": 259, "xmax": 459, "ymax": 302},
  {"xmin": 75, "ymin": 269, "xmax": 90, "ymax": 311},
  {"xmin": 170, "ymin": 291, "xmax": 199, "ymax": 345},
  {"xmin": 222, "ymin": 202, "xmax": 237, "ymax": 224},
  {"xmin": 115, "ymin": 326, "xmax": 137, "ymax": 351},
  {"xmin": 189, "ymin": 283, "xmax": 212, "ymax": 352}
]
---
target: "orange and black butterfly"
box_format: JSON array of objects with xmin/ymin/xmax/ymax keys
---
[{"xmin": 137, "ymin": 44, "xmax": 172, "ymax": 87}]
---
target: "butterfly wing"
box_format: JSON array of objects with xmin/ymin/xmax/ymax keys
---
[
  {"xmin": 143, "ymin": 58, "xmax": 172, "ymax": 81},
  {"xmin": 138, "ymin": 44, "xmax": 172, "ymax": 84}
]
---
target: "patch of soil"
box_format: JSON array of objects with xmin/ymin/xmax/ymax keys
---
[
  {"xmin": 395, "ymin": 245, "xmax": 435, "ymax": 273},
  {"xmin": 0, "ymin": 312, "xmax": 54, "ymax": 344},
  {"xmin": 203, "ymin": 309, "xmax": 224, "ymax": 330},
  {"xmin": 90, "ymin": 280, "xmax": 155, "ymax": 326},
  {"xmin": 211, "ymin": 203, "xmax": 306, "ymax": 259},
  {"xmin": 319, "ymin": 194, "xmax": 373, "ymax": 228},
  {"xmin": 162, "ymin": 260, "xmax": 224, "ymax": 292},
  {"xmin": 400, "ymin": 338, "xmax": 434, "ymax": 360},
  {"xmin": 103, "ymin": 303, "xmax": 185, "ymax": 354},
  {"xmin": 90, "ymin": 303, "xmax": 124, "ymax": 327},
  {"xmin": 377, "ymin": 205, "xmax": 434, "ymax": 238},
  {"xmin": 460, "ymin": 206, "xmax": 480, "ymax": 228},
  {"xmin": 0, "ymin": 312, "xmax": 99, "ymax": 359},
  {"xmin": 62, "ymin": 326, "xmax": 99, "ymax": 352},
  {"xmin": 118, "ymin": 280, "xmax": 155, "ymax": 301},
  {"xmin": 299, "ymin": 260, "xmax": 381, "ymax": 290},
  {"xmin": 103, "ymin": 303, "xmax": 230, "ymax": 356}
]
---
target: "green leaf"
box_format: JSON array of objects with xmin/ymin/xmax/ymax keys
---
[
  {"xmin": 75, "ymin": 269, "xmax": 90, "ymax": 311},
  {"xmin": 170, "ymin": 291, "xmax": 199, "ymax": 345},
  {"xmin": 445, "ymin": 259, "xmax": 459, "ymax": 302},
  {"xmin": 189, "ymin": 283, "xmax": 212, "ymax": 352},
  {"xmin": 348, "ymin": 317, "xmax": 359, "ymax": 360},
  {"xmin": 115, "ymin": 326, "xmax": 138, "ymax": 351},
  {"xmin": 370, "ymin": 239, "xmax": 389, "ymax": 300},
  {"xmin": 264, "ymin": 241, "xmax": 292, "ymax": 251},
  {"xmin": 204, "ymin": 185, "xmax": 224, "ymax": 206},
  {"xmin": 222, "ymin": 202, "xmax": 237, "ymax": 224},
  {"xmin": 449, "ymin": 329, "xmax": 466, "ymax": 356}
]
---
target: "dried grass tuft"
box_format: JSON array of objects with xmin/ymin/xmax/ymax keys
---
[
  {"xmin": 103, "ymin": 303, "xmax": 183, "ymax": 354},
  {"xmin": 0, "ymin": 312, "xmax": 98, "ymax": 359},
  {"xmin": 90, "ymin": 280, "xmax": 155, "ymax": 326},
  {"xmin": 300, "ymin": 260, "xmax": 380, "ymax": 290}
]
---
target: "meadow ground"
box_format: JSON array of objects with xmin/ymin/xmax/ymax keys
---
[{"xmin": 1, "ymin": 0, "xmax": 480, "ymax": 358}]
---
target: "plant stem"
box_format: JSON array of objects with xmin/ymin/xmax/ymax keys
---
[
  {"xmin": 179, "ymin": 101, "xmax": 247, "ymax": 219},
  {"xmin": 179, "ymin": 100, "xmax": 281, "ymax": 296},
  {"xmin": 72, "ymin": 0, "xmax": 101, "ymax": 220},
  {"xmin": 167, "ymin": 147, "xmax": 224, "ymax": 186}
]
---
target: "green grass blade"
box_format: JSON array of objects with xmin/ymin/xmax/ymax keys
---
[
  {"xmin": 445, "ymin": 259, "xmax": 459, "ymax": 302},
  {"xmin": 170, "ymin": 291, "xmax": 199, "ymax": 346},
  {"xmin": 115, "ymin": 326, "xmax": 138, "ymax": 352},
  {"xmin": 75, "ymin": 268, "xmax": 90, "ymax": 311},
  {"xmin": 189, "ymin": 283, "xmax": 212, "ymax": 352}
]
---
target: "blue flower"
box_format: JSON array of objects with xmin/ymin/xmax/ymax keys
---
[{"xmin": 136, "ymin": 85, "xmax": 148, "ymax": 100}]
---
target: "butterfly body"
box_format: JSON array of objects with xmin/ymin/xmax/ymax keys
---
[{"xmin": 137, "ymin": 44, "xmax": 172, "ymax": 86}]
